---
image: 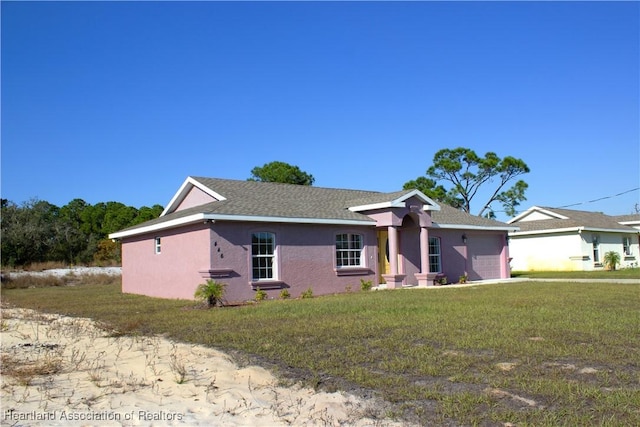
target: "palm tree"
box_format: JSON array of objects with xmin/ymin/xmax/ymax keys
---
[
  {"xmin": 603, "ymin": 251, "xmax": 621, "ymax": 271},
  {"xmin": 194, "ymin": 279, "xmax": 227, "ymax": 307}
]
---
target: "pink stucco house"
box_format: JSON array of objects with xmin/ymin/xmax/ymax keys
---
[{"xmin": 109, "ymin": 177, "xmax": 516, "ymax": 302}]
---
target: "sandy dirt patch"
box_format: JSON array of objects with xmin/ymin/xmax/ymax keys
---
[{"xmin": 1, "ymin": 308, "xmax": 402, "ymax": 426}]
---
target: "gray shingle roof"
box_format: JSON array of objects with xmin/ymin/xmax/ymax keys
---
[
  {"xmin": 614, "ymin": 214, "xmax": 640, "ymax": 223},
  {"xmin": 190, "ymin": 177, "xmax": 383, "ymax": 221},
  {"xmin": 512, "ymin": 207, "xmax": 637, "ymax": 233},
  {"xmin": 111, "ymin": 177, "xmax": 514, "ymax": 236},
  {"xmin": 431, "ymin": 204, "xmax": 515, "ymax": 229}
]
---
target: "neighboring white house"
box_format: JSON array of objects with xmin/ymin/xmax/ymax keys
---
[{"xmin": 507, "ymin": 207, "xmax": 639, "ymax": 271}]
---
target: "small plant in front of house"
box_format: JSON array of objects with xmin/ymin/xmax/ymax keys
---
[
  {"xmin": 279, "ymin": 289, "xmax": 290, "ymax": 300},
  {"xmin": 434, "ymin": 274, "xmax": 448, "ymax": 286},
  {"xmin": 194, "ymin": 279, "xmax": 227, "ymax": 307},
  {"xmin": 255, "ymin": 287, "xmax": 267, "ymax": 301},
  {"xmin": 603, "ymin": 251, "xmax": 621, "ymax": 271},
  {"xmin": 459, "ymin": 275, "xmax": 468, "ymax": 284},
  {"xmin": 360, "ymin": 279, "xmax": 373, "ymax": 291},
  {"xmin": 301, "ymin": 288, "xmax": 314, "ymax": 299}
]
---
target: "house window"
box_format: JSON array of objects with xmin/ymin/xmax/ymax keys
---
[
  {"xmin": 429, "ymin": 237, "xmax": 442, "ymax": 273},
  {"xmin": 252, "ymin": 232, "xmax": 276, "ymax": 280},
  {"xmin": 592, "ymin": 235, "xmax": 600, "ymax": 263},
  {"xmin": 623, "ymin": 236, "xmax": 632, "ymax": 256},
  {"xmin": 336, "ymin": 233, "xmax": 364, "ymax": 267},
  {"xmin": 154, "ymin": 237, "xmax": 161, "ymax": 254}
]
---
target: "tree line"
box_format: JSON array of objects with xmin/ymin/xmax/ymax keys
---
[{"xmin": 1, "ymin": 198, "xmax": 163, "ymax": 267}]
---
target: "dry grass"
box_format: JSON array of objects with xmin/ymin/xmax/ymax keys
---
[
  {"xmin": 1, "ymin": 273, "xmax": 119, "ymax": 289},
  {"xmin": 2, "ymin": 351, "xmax": 64, "ymax": 386}
]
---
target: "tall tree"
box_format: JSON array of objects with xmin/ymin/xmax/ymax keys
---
[
  {"xmin": 406, "ymin": 147, "xmax": 530, "ymax": 217},
  {"xmin": 1, "ymin": 199, "xmax": 59, "ymax": 266},
  {"xmin": 249, "ymin": 161, "xmax": 315, "ymax": 186},
  {"xmin": 56, "ymin": 199, "xmax": 91, "ymax": 263}
]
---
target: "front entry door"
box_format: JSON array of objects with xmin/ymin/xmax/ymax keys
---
[{"xmin": 377, "ymin": 230, "xmax": 390, "ymax": 283}]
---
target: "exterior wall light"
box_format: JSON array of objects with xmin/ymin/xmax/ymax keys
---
[{"xmin": 462, "ymin": 234, "xmax": 467, "ymax": 244}]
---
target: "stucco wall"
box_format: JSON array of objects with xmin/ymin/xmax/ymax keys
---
[
  {"xmin": 122, "ymin": 221, "xmax": 379, "ymax": 302},
  {"xmin": 175, "ymin": 186, "xmax": 216, "ymax": 212},
  {"xmin": 210, "ymin": 221, "xmax": 378, "ymax": 301},
  {"xmin": 121, "ymin": 223, "xmax": 212, "ymax": 300},
  {"xmin": 509, "ymin": 231, "xmax": 639, "ymax": 271}
]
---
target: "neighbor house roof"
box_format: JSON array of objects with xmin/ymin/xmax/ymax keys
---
[
  {"xmin": 109, "ymin": 177, "xmax": 514, "ymax": 239},
  {"xmin": 508, "ymin": 206, "xmax": 639, "ymax": 236},
  {"xmin": 614, "ymin": 214, "xmax": 640, "ymax": 226}
]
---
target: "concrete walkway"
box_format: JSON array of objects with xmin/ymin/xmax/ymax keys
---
[{"xmin": 375, "ymin": 276, "xmax": 640, "ymax": 290}]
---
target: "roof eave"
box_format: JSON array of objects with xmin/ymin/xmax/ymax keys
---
[
  {"xmin": 432, "ymin": 223, "xmax": 519, "ymax": 232},
  {"xmin": 509, "ymin": 226, "xmax": 639, "ymax": 236},
  {"xmin": 109, "ymin": 213, "xmax": 208, "ymax": 239},
  {"xmin": 109, "ymin": 213, "xmax": 376, "ymax": 239}
]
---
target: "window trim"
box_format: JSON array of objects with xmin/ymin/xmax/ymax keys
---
[
  {"xmin": 428, "ymin": 236, "xmax": 442, "ymax": 273},
  {"xmin": 154, "ymin": 237, "xmax": 161, "ymax": 254},
  {"xmin": 623, "ymin": 236, "xmax": 632, "ymax": 256},
  {"xmin": 335, "ymin": 232, "xmax": 365, "ymax": 268},
  {"xmin": 251, "ymin": 231, "xmax": 277, "ymax": 281}
]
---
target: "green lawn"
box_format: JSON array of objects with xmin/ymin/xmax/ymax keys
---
[
  {"xmin": 511, "ymin": 268, "xmax": 640, "ymax": 279},
  {"xmin": 2, "ymin": 278, "xmax": 639, "ymax": 426}
]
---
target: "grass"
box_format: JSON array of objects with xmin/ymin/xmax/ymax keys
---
[
  {"xmin": 511, "ymin": 267, "xmax": 640, "ymax": 279},
  {"xmin": 2, "ymin": 275, "xmax": 639, "ymax": 426}
]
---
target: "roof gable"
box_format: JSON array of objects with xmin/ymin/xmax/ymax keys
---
[
  {"xmin": 348, "ymin": 189, "xmax": 440, "ymax": 212},
  {"xmin": 508, "ymin": 206, "xmax": 639, "ymax": 235},
  {"xmin": 508, "ymin": 206, "xmax": 568, "ymax": 223},
  {"xmin": 162, "ymin": 177, "xmax": 226, "ymax": 216}
]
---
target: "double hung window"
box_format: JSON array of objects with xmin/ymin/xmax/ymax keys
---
[
  {"xmin": 336, "ymin": 233, "xmax": 364, "ymax": 267},
  {"xmin": 428, "ymin": 237, "xmax": 442, "ymax": 273},
  {"xmin": 252, "ymin": 232, "xmax": 276, "ymax": 280}
]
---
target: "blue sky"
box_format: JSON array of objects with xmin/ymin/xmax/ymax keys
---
[{"xmin": 2, "ymin": 1, "xmax": 638, "ymax": 221}]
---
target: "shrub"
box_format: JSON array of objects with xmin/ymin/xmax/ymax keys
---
[
  {"xmin": 255, "ymin": 287, "xmax": 267, "ymax": 301},
  {"xmin": 360, "ymin": 279, "xmax": 373, "ymax": 291},
  {"xmin": 434, "ymin": 274, "xmax": 448, "ymax": 285},
  {"xmin": 603, "ymin": 251, "xmax": 621, "ymax": 271},
  {"xmin": 301, "ymin": 288, "xmax": 313, "ymax": 299},
  {"xmin": 459, "ymin": 275, "xmax": 468, "ymax": 284},
  {"xmin": 194, "ymin": 279, "xmax": 227, "ymax": 307},
  {"xmin": 279, "ymin": 289, "xmax": 291, "ymax": 300}
]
